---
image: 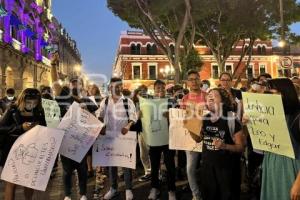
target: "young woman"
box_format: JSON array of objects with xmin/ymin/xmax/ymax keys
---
[
  {"xmin": 193, "ymin": 88, "xmax": 245, "ymax": 200},
  {"xmin": 0, "ymin": 88, "xmax": 46, "ymax": 200},
  {"xmin": 260, "ymin": 78, "xmax": 300, "ymax": 200}
]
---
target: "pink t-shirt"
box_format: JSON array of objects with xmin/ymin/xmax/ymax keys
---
[{"xmin": 180, "ymin": 91, "xmax": 207, "ymax": 109}]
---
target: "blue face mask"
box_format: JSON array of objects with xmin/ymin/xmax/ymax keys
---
[{"xmin": 202, "ymin": 84, "xmax": 209, "ymax": 91}]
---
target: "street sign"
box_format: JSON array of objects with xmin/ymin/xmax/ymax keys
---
[{"xmin": 280, "ymin": 56, "xmax": 293, "ymax": 69}]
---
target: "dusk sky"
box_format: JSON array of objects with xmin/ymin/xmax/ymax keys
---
[
  {"xmin": 53, "ymin": 0, "xmax": 300, "ymax": 80},
  {"xmin": 52, "ymin": 0, "xmax": 129, "ymax": 80}
]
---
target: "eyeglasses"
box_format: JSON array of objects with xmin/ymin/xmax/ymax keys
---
[
  {"xmin": 220, "ymin": 79, "xmax": 231, "ymax": 82},
  {"xmin": 187, "ymin": 78, "xmax": 200, "ymax": 82}
]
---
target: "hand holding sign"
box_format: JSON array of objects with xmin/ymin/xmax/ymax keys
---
[
  {"xmin": 183, "ymin": 103, "xmax": 204, "ymax": 136},
  {"xmin": 242, "ymin": 92, "xmax": 295, "ymax": 158}
]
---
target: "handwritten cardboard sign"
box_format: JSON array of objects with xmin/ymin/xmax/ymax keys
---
[
  {"xmin": 42, "ymin": 98, "xmax": 61, "ymax": 128},
  {"xmin": 242, "ymin": 92, "xmax": 295, "ymax": 158},
  {"xmin": 169, "ymin": 108, "xmax": 202, "ymax": 152},
  {"xmin": 58, "ymin": 102, "xmax": 104, "ymax": 162},
  {"xmin": 139, "ymin": 97, "xmax": 169, "ymax": 146},
  {"xmin": 183, "ymin": 103, "xmax": 204, "ymax": 136},
  {"xmin": 1, "ymin": 126, "xmax": 64, "ymax": 191},
  {"xmin": 92, "ymin": 131, "xmax": 137, "ymax": 169}
]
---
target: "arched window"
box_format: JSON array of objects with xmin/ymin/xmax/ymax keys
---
[
  {"xmin": 146, "ymin": 44, "xmax": 152, "ymax": 55},
  {"xmin": 136, "ymin": 44, "xmax": 141, "ymax": 55},
  {"xmin": 261, "ymin": 46, "xmax": 267, "ymax": 55},
  {"xmin": 131, "ymin": 44, "xmax": 137, "ymax": 54},
  {"xmin": 257, "ymin": 46, "xmax": 262, "ymax": 55},
  {"xmin": 152, "ymin": 44, "xmax": 157, "ymax": 55}
]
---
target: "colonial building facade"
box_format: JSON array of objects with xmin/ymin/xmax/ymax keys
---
[
  {"xmin": 113, "ymin": 31, "xmax": 300, "ymax": 91},
  {"xmin": 0, "ymin": 0, "xmax": 82, "ymax": 96}
]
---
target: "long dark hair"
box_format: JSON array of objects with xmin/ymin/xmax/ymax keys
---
[
  {"xmin": 208, "ymin": 88, "xmax": 234, "ymax": 113},
  {"xmin": 267, "ymin": 78, "xmax": 300, "ymax": 115},
  {"xmin": 15, "ymin": 88, "xmax": 43, "ymax": 113}
]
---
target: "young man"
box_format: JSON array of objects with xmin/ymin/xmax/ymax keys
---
[
  {"xmin": 147, "ymin": 80, "xmax": 177, "ymax": 200},
  {"xmin": 134, "ymin": 85, "xmax": 151, "ymax": 182},
  {"xmin": 97, "ymin": 77, "xmax": 137, "ymax": 200},
  {"xmin": 0, "ymin": 88, "xmax": 16, "ymax": 115},
  {"xmin": 50, "ymin": 55, "xmax": 98, "ymax": 200},
  {"xmin": 180, "ymin": 70, "xmax": 206, "ymax": 200}
]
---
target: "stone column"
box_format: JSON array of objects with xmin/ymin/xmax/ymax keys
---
[{"xmin": 33, "ymin": 64, "xmax": 38, "ymax": 88}]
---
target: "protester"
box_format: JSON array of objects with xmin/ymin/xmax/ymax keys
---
[
  {"xmin": 0, "ymin": 88, "xmax": 17, "ymax": 115},
  {"xmin": 260, "ymin": 78, "xmax": 300, "ymax": 200},
  {"xmin": 147, "ymin": 80, "xmax": 177, "ymax": 200},
  {"xmin": 88, "ymin": 84, "xmax": 102, "ymax": 106},
  {"xmin": 40, "ymin": 85, "xmax": 53, "ymax": 100},
  {"xmin": 201, "ymin": 80, "xmax": 211, "ymax": 93},
  {"xmin": 180, "ymin": 70, "xmax": 206, "ymax": 200},
  {"xmin": 219, "ymin": 72, "xmax": 242, "ymax": 114},
  {"xmin": 193, "ymin": 88, "xmax": 245, "ymax": 200},
  {"xmin": 97, "ymin": 77, "xmax": 137, "ymax": 200},
  {"xmin": 132, "ymin": 85, "xmax": 152, "ymax": 182},
  {"xmin": 51, "ymin": 54, "xmax": 98, "ymax": 200},
  {"xmin": 0, "ymin": 88, "xmax": 46, "ymax": 200}
]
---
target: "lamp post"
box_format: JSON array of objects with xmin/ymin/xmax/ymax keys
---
[{"xmin": 160, "ymin": 65, "xmax": 174, "ymax": 83}]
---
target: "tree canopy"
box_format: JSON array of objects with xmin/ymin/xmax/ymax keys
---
[{"xmin": 107, "ymin": 0, "xmax": 300, "ymax": 83}]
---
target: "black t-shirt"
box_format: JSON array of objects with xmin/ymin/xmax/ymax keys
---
[{"xmin": 202, "ymin": 113, "xmax": 242, "ymax": 167}]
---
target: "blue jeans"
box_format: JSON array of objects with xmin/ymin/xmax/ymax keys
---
[
  {"xmin": 186, "ymin": 151, "xmax": 201, "ymax": 199},
  {"xmin": 109, "ymin": 167, "xmax": 132, "ymax": 190},
  {"xmin": 61, "ymin": 155, "xmax": 87, "ymax": 196}
]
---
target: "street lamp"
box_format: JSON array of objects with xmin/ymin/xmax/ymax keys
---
[{"xmin": 160, "ymin": 65, "xmax": 175, "ymax": 83}]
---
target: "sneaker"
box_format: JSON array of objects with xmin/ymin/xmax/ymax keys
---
[
  {"xmin": 64, "ymin": 197, "xmax": 71, "ymax": 200},
  {"xmin": 139, "ymin": 174, "xmax": 151, "ymax": 182},
  {"xmin": 104, "ymin": 188, "xmax": 118, "ymax": 200},
  {"xmin": 148, "ymin": 188, "xmax": 160, "ymax": 200},
  {"xmin": 126, "ymin": 189, "xmax": 134, "ymax": 200},
  {"xmin": 168, "ymin": 191, "xmax": 177, "ymax": 200},
  {"xmin": 80, "ymin": 195, "xmax": 87, "ymax": 200}
]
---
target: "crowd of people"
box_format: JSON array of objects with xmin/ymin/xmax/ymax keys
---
[{"xmin": 0, "ymin": 54, "xmax": 299, "ymax": 200}]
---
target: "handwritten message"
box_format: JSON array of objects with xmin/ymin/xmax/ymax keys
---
[
  {"xmin": 242, "ymin": 92, "xmax": 295, "ymax": 158},
  {"xmin": 42, "ymin": 98, "xmax": 61, "ymax": 128},
  {"xmin": 139, "ymin": 97, "xmax": 169, "ymax": 146},
  {"xmin": 169, "ymin": 108, "xmax": 202, "ymax": 152},
  {"xmin": 92, "ymin": 131, "xmax": 137, "ymax": 169},
  {"xmin": 1, "ymin": 126, "xmax": 64, "ymax": 191},
  {"xmin": 58, "ymin": 102, "xmax": 104, "ymax": 162}
]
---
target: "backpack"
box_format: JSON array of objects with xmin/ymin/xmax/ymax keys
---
[{"xmin": 104, "ymin": 97, "xmax": 142, "ymax": 132}]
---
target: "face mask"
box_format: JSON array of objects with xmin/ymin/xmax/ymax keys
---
[
  {"xmin": 202, "ymin": 84, "xmax": 209, "ymax": 91},
  {"xmin": 251, "ymin": 84, "xmax": 261, "ymax": 91},
  {"xmin": 7, "ymin": 96, "xmax": 14, "ymax": 101}
]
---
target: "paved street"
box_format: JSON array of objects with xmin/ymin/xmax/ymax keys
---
[
  {"xmin": 0, "ymin": 159, "xmax": 191, "ymax": 200},
  {"xmin": 0, "ymin": 158, "xmax": 255, "ymax": 200}
]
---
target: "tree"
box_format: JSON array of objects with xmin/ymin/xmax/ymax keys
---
[
  {"xmin": 107, "ymin": 0, "xmax": 194, "ymax": 83},
  {"xmin": 190, "ymin": 0, "xmax": 300, "ymax": 84},
  {"xmin": 180, "ymin": 47, "xmax": 203, "ymax": 80}
]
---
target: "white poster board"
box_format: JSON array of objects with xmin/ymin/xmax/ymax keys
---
[
  {"xmin": 92, "ymin": 131, "xmax": 137, "ymax": 169},
  {"xmin": 169, "ymin": 108, "xmax": 202, "ymax": 152},
  {"xmin": 1, "ymin": 126, "xmax": 64, "ymax": 191},
  {"xmin": 42, "ymin": 98, "xmax": 61, "ymax": 128},
  {"xmin": 58, "ymin": 102, "xmax": 104, "ymax": 162}
]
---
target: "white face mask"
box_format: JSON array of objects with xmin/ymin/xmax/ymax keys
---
[
  {"xmin": 251, "ymin": 84, "xmax": 261, "ymax": 91},
  {"xmin": 7, "ymin": 96, "xmax": 14, "ymax": 101},
  {"xmin": 202, "ymin": 84, "xmax": 209, "ymax": 91}
]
